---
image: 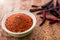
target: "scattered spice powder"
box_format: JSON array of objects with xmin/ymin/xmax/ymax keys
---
[{"xmin": 5, "ymin": 13, "xmax": 33, "ymax": 32}]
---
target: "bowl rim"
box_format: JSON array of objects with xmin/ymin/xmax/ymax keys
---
[{"xmin": 1, "ymin": 10, "xmax": 37, "ymax": 34}]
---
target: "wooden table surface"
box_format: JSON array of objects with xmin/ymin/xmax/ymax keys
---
[{"xmin": 0, "ymin": 0, "xmax": 60, "ymax": 40}]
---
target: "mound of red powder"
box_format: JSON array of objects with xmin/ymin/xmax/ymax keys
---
[{"xmin": 5, "ymin": 13, "xmax": 33, "ymax": 32}]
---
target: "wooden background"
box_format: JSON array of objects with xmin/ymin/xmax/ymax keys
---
[{"xmin": 0, "ymin": 0, "xmax": 60, "ymax": 40}]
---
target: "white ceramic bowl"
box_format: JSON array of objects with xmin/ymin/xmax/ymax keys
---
[{"xmin": 1, "ymin": 10, "xmax": 36, "ymax": 37}]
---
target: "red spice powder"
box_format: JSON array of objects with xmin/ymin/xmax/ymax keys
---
[{"xmin": 5, "ymin": 13, "xmax": 33, "ymax": 32}]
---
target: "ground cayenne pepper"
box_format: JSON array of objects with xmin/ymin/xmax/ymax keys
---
[{"xmin": 5, "ymin": 13, "xmax": 33, "ymax": 32}]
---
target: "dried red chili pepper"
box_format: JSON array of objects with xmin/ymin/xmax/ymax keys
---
[
  {"xmin": 30, "ymin": 8, "xmax": 43, "ymax": 12},
  {"xmin": 41, "ymin": 0, "xmax": 53, "ymax": 9},
  {"xmin": 55, "ymin": 9, "xmax": 60, "ymax": 18},
  {"xmin": 40, "ymin": 16, "xmax": 60, "ymax": 21},
  {"xmin": 56, "ymin": 0, "xmax": 59, "ymax": 10},
  {"xmin": 32, "ymin": 5, "xmax": 39, "ymax": 8},
  {"xmin": 40, "ymin": 16, "xmax": 60, "ymax": 24},
  {"xmin": 37, "ymin": 7, "xmax": 59, "ymax": 15},
  {"xmin": 49, "ymin": 20, "xmax": 57, "ymax": 24},
  {"xmin": 40, "ymin": 10, "xmax": 46, "ymax": 26}
]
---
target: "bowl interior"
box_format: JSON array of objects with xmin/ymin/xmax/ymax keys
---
[{"xmin": 1, "ymin": 10, "xmax": 36, "ymax": 34}]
